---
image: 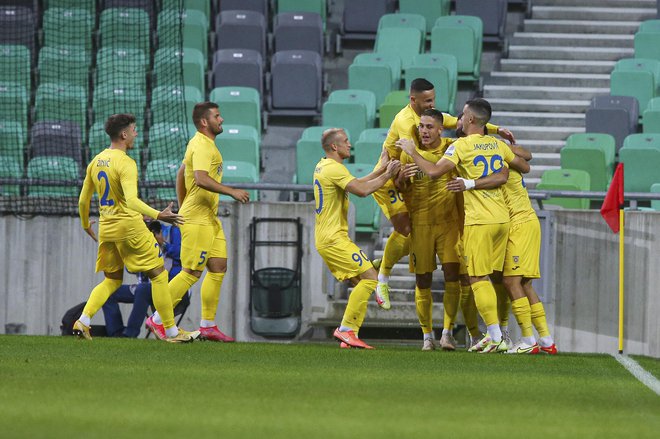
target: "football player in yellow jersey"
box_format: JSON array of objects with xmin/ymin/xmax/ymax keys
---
[
  {"xmin": 314, "ymin": 128, "xmax": 400, "ymax": 349},
  {"xmin": 372, "ymin": 78, "xmax": 516, "ymax": 313},
  {"xmin": 397, "ymin": 98, "xmax": 529, "ymax": 353},
  {"xmin": 395, "ymin": 109, "xmax": 463, "ymax": 351},
  {"xmin": 75, "ymin": 114, "xmax": 191, "ymax": 342},
  {"xmin": 148, "ymin": 102, "xmax": 250, "ymax": 342}
]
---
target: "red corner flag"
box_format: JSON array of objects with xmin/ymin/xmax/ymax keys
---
[{"xmin": 601, "ymin": 163, "xmax": 624, "ymax": 233}]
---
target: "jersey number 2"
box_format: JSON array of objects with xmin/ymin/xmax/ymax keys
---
[
  {"xmin": 473, "ymin": 154, "xmax": 504, "ymax": 178},
  {"xmin": 97, "ymin": 171, "xmax": 115, "ymax": 206}
]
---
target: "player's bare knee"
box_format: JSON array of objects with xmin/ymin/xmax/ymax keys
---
[
  {"xmin": 442, "ymin": 263, "xmax": 460, "ymax": 282},
  {"xmin": 104, "ymin": 270, "xmax": 123, "ymax": 281},
  {"xmin": 490, "ymin": 270, "xmax": 503, "ymax": 283},
  {"xmin": 183, "ymin": 267, "xmax": 203, "ymax": 278},
  {"xmin": 359, "ymin": 267, "xmax": 378, "ymax": 281},
  {"xmin": 207, "ymin": 257, "xmax": 227, "ymax": 273},
  {"xmin": 390, "ymin": 213, "xmax": 411, "ymax": 236},
  {"xmin": 416, "ymin": 273, "xmax": 432, "ymax": 289},
  {"xmin": 145, "ymin": 266, "xmax": 165, "ymax": 279}
]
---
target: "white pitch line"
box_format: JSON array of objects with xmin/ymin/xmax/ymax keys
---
[{"xmin": 613, "ymin": 354, "xmax": 660, "ymax": 396}]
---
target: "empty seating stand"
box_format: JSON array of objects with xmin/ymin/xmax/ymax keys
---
[
  {"xmin": 268, "ymin": 50, "xmax": 323, "ymax": 116},
  {"xmin": 219, "ymin": 0, "xmax": 268, "ymax": 15},
  {"xmin": 339, "ymin": 0, "xmax": 395, "ymax": 45},
  {"xmin": 348, "ymin": 53, "xmax": 401, "ymax": 109},
  {"xmin": 212, "ymin": 49, "xmax": 264, "ymax": 97},
  {"xmin": 619, "ymin": 133, "xmax": 660, "ymax": 192},
  {"xmin": 431, "ymin": 15, "xmax": 483, "ymax": 82},
  {"xmin": 586, "ymin": 95, "xmax": 639, "ymax": 152},
  {"xmin": 30, "ymin": 121, "xmax": 83, "ymax": 166},
  {"xmin": 536, "ymin": 169, "xmax": 591, "ymax": 210},
  {"xmin": 561, "ymin": 133, "xmax": 616, "ymax": 192},
  {"xmin": 274, "ymin": 12, "xmax": 324, "ymax": 55},
  {"xmin": 0, "ymin": 6, "xmax": 35, "ymax": 58},
  {"xmin": 455, "ymin": 0, "xmax": 507, "ymax": 45},
  {"xmin": 215, "ymin": 10, "xmax": 267, "ymax": 60}
]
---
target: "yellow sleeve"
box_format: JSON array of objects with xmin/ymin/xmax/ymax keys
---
[
  {"xmin": 78, "ymin": 162, "xmax": 95, "ymax": 229},
  {"xmin": 121, "ymin": 159, "xmax": 160, "ymax": 219},
  {"xmin": 498, "ymin": 140, "xmax": 516, "ymax": 163},
  {"xmin": 328, "ymin": 164, "xmax": 356, "ymax": 190},
  {"xmin": 442, "ymin": 112, "xmax": 499, "ymax": 134},
  {"xmin": 382, "ymin": 121, "xmax": 402, "ymax": 160},
  {"xmin": 442, "ymin": 139, "xmax": 461, "ymax": 166},
  {"xmin": 192, "ymin": 144, "xmax": 214, "ymax": 172}
]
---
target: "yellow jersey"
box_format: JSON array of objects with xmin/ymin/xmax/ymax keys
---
[
  {"xmin": 503, "ymin": 168, "xmax": 537, "ymax": 226},
  {"xmin": 313, "ymin": 158, "xmax": 356, "ymax": 249},
  {"xmin": 179, "ymin": 131, "xmax": 223, "ymax": 225},
  {"xmin": 400, "ymin": 138, "xmax": 460, "ymax": 225},
  {"xmin": 79, "ymin": 148, "xmax": 159, "ymax": 241},
  {"xmin": 443, "ymin": 134, "xmax": 515, "ymax": 225}
]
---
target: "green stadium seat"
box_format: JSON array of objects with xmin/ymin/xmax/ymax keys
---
[
  {"xmin": 216, "ymin": 124, "xmax": 260, "ymax": 169},
  {"xmin": 46, "ymin": 0, "xmax": 95, "ymax": 14},
  {"xmin": 147, "ymin": 122, "xmax": 194, "ymax": 161},
  {"xmin": 153, "ymin": 47, "xmax": 205, "ymax": 94},
  {"xmin": 561, "ymin": 133, "xmax": 616, "ymax": 192},
  {"xmin": 323, "ymin": 90, "xmax": 376, "ymax": 141},
  {"xmin": 38, "ymin": 46, "xmax": 90, "ymax": 90},
  {"xmin": 378, "ymin": 13, "xmax": 426, "ymax": 46},
  {"xmin": 295, "ymin": 138, "xmax": 324, "ymax": 185},
  {"xmin": 0, "ymin": 82, "xmax": 28, "ymax": 133},
  {"xmin": 151, "ymin": 85, "xmax": 203, "ymax": 125},
  {"xmin": 0, "ymin": 155, "xmax": 21, "ymax": 196},
  {"xmin": 0, "ymin": 121, "xmax": 25, "ymax": 162},
  {"xmin": 354, "ymin": 128, "xmax": 388, "ymax": 165},
  {"xmin": 35, "ymin": 83, "xmax": 87, "ymax": 138},
  {"xmin": 431, "ymin": 16, "xmax": 483, "ymax": 81},
  {"xmin": 161, "ymin": 0, "xmax": 211, "ymax": 19},
  {"xmin": 635, "ymin": 30, "xmax": 660, "ymax": 61},
  {"xmin": 651, "ymin": 183, "xmax": 660, "ymax": 211},
  {"xmin": 99, "ymin": 8, "xmax": 150, "ymax": 54},
  {"xmin": 209, "ymin": 86, "xmax": 262, "ymax": 135},
  {"xmin": 87, "ymin": 121, "xmax": 142, "ymax": 168},
  {"xmin": 0, "ymin": 45, "xmax": 30, "ymax": 93},
  {"xmin": 145, "ymin": 159, "xmax": 179, "ymax": 200},
  {"xmin": 92, "ymin": 85, "xmax": 147, "ymax": 131},
  {"xmin": 379, "ymin": 90, "xmax": 409, "ymax": 128},
  {"xmin": 349, "ymin": 53, "xmax": 401, "ymax": 108},
  {"xmin": 277, "ymin": 0, "xmax": 326, "ymax": 25},
  {"xmin": 619, "ymin": 133, "xmax": 660, "ymax": 192},
  {"xmin": 157, "ymin": 10, "xmax": 209, "ymax": 60},
  {"xmin": 328, "ymin": 89, "xmax": 377, "ymax": 125},
  {"xmin": 96, "ymin": 47, "xmax": 148, "ymax": 92},
  {"xmin": 614, "ymin": 58, "xmax": 660, "ymax": 94},
  {"xmin": 610, "ymin": 70, "xmax": 655, "ymax": 115},
  {"xmin": 642, "ymin": 96, "xmax": 660, "ymax": 133},
  {"xmin": 27, "ymin": 156, "xmax": 80, "ymax": 197},
  {"xmin": 536, "ymin": 169, "xmax": 591, "ymax": 209},
  {"xmin": 409, "ymin": 53, "xmax": 457, "ymax": 113},
  {"xmin": 220, "ymin": 160, "xmax": 259, "ymax": 202},
  {"xmin": 375, "ymin": 26, "xmax": 423, "ymax": 70},
  {"xmin": 399, "ymin": 0, "xmax": 450, "ymax": 34},
  {"xmin": 345, "ymin": 163, "xmax": 381, "ymax": 232},
  {"xmin": 43, "ymin": 7, "xmax": 94, "ymax": 51}
]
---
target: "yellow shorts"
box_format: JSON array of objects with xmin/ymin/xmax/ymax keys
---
[
  {"xmin": 503, "ymin": 218, "xmax": 541, "ymax": 278},
  {"xmin": 96, "ymin": 229, "xmax": 163, "ymax": 273},
  {"xmin": 180, "ymin": 219, "xmax": 227, "ymax": 271},
  {"xmin": 463, "ymin": 223, "xmax": 509, "ymax": 277},
  {"xmin": 373, "ymin": 178, "xmax": 408, "ymax": 220},
  {"xmin": 409, "ymin": 222, "xmax": 460, "ymax": 274},
  {"xmin": 317, "ymin": 239, "xmax": 373, "ymax": 281}
]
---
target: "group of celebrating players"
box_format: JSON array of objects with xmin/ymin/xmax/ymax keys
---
[{"xmin": 314, "ymin": 78, "xmax": 558, "ymax": 354}]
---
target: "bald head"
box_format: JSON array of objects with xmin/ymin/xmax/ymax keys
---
[{"xmin": 321, "ymin": 128, "xmax": 346, "ymax": 152}]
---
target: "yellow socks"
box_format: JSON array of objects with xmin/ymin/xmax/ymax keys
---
[
  {"xmin": 341, "ymin": 279, "xmax": 377, "ymax": 331},
  {"xmin": 150, "ymin": 271, "xmax": 176, "ymax": 329},
  {"xmin": 443, "ymin": 281, "xmax": 460, "ymax": 331},
  {"xmin": 415, "ymin": 287, "xmax": 433, "ymax": 335},
  {"xmin": 460, "ymin": 284, "xmax": 480, "ymax": 337},
  {"xmin": 531, "ymin": 302, "xmax": 551, "ymax": 338},
  {"xmin": 380, "ymin": 231, "xmax": 410, "ymax": 276},
  {"xmin": 81, "ymin": 278, "xmax": 123, "ymax": 319},
  {"xmin": 494, "ymin": 283, "xmax": 510, "ymax": 327},
  {"xmin": 201, "ymin": 271, "xmax": 226, "ymax": 321},
  {"xmin": 169, "ymin": 271, "xmax": 199, "ymax": 307},
  {"xmin": 471, "ymin": 280, "xmax": 498, "ymax": 327},
  {"xmin": 511, "ymin": 297, "xmax": 534, "ymax": 338}
]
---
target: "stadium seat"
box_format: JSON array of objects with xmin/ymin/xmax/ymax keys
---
[
  {"xmin": 399, "ymin": 0, "xmax": 450, "ymax": 34},
  {"xmin": 92, "ymin": 85, "xmax": 147, "ymax": 130},
  {"xmin": 150, "ymin": 85, "xmax": 204, "ymax": 125},
  {"xmin": 651, "ymin": 183, "xmax": 660, "ymax": 211},
  {"xmin": 27, "ymin": 156, "xmax": 80, "ymax": 197},
  {"xmin": 354, "ymin": 128, "xmax": 388, "ymax": 164},
  {"xmin": 212, "ymin": 49, "xmax": 263, "ymax": 97},
  {"xmin": 342, "ymin": 0, "xmax": 395, "ymax": 36},
  {"xmin": 345, "ymin": 163, "xmax": 381, "ymax": 232},
  {"xmin": 536, "ymin": 169, "xmax": 591, "ymax": 209},
  {"xmin": 103, "ymin": 0, "xmax": 155, "ymax": 23},
  {"xmin": 614, "ymin": 58, "xmax": 660, "ymax": 96},
  {"xmin": 38, "ymin": 46, "xmax": 90, "ymax": 90},
  {"xmin": 323, "ymin": 90, "xmax": 376, "ymax": 140},
  {"xmin": 349, "ymin": 53, "xmax": 401, "ymax": 108},
  {"xmin": 153, "ymin": 47, "xmax": 205, "ymax": 92},
  {"xmin": 591, "ymin": 95, "xmax": 639, "ymax": 135},
  {"xmin": 147, "ymin": 122, "xmax": 193, "ymax": 161},
  {"xmin": 374, "ymin": 26, "xmax": 423, "ymax": 70},
  {"xmin": 277, "ymin": 0, "xmax": 326, "ymax": 25},
  {"xmin": 0, "ymin": 45, "xmax": 30, "ymax": 93},
  {"xmin": 329, "ymin": 89, "xmax": 377, "ymax": 126},
  {"xmin": 218, "ymin": 0, "xmax": 267, "ymax": 15},
  {"xmin": 431, "ymin": 16, "xmax": 483, "ymax": 81},
  {"xmin": 215, "ymin": 10, "xmax": 266, "ymax": 60},
  {"xmin": 295, "ymin": 138, "xmax": 324, "ymax": 185},
  {"xmin": 157, "ymin": 9, "xmax": 208, "ymax": 60},
  {"xmin": 43, "ymin": 7, "xmax": 93, "ymax": 51},
  {"xmin": 611, "ymin": 65, "xmax": 657, "ymax": 113},
  {"xmin": 274, "ymin": 12, "xmax": 324, "ymax": 55},
  {"xmin": 268, "ymin": 50, "xmax": 323, "ymax": 115},
  {"xmin": 34, "ymin": 83, "xmax": 87, "ymax": 139},
  {"xmin": 585, "ymin": 96, "xmax": 638, "ymax": 153},
  {"xmin": 95, "ymin": 47, "xmax": 148, "ymax": 93},
  {"xmin": 409, "ymin": 53, "xmax": 457, "ymax": 113},
  {"xmin": 456, "ymin": 0, "xmax": 507, "ymax": 44},
  {"xmin": 99, "ymin": 8, "xmax": 150, "ymax": 54},
  {"xmin": 216, "ymin": 124, "xmax": 260, "ymax": 170},
  {"xmin": 88, "ymin": 121, "xmax": 142, "ymax": 166},
  {"xmin": 0, "ymin": 6, "xmax": 35, "ymax": 57},
  {"xmin": 161, "ymin": 0, "xmax": 210, "ymax": 18},
  {"xmin": 0, "ymin": 155, "xmax": 21, "ymax": 196},
  {"xmin": 0, "ymin": 82, "xmax": 28, "ymax": 133},
  {"xmin": 561, "ymin": 133, "xmax": 616, "ymax": 192},
  {"xmin": 619, "ymin": 133, "xmax": 660, "ymax": 192},
  {"xmin": 379, "ymin": 90, "xmax": 409, "ymax": 128},
  {"xmin": 378, "ymin": 13, "xmax": 426, "ymax": 45},
  {"xmin": 221, "ymin": 160, "xmax": 259, "ymax": 202},
  {"xmin": 635, "ymin": 27, "xmax": 660, "ymax": 61},
  {"xmin": 643, "ymin": 96, "xmax": 660, "ymax": 133},
  {"xmin": 145, "ymin": 159, "xmax": 179, "ymax": 200},
  {"xmin": 209, "ymin": 86, "xmax": 262, "ymax": 135},
  {"xmin": 0, "ymin": 120, "xmax": 25, "ymax": 162},
  {"xmin": 30, "ymin": 121, "xmax": 83, "ymax": 166},
  {"xmin": 46, "ymin": 0, "xmax": 95, "ymax": 14}
]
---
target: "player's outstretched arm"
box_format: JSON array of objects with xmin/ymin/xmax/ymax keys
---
[
  {"xmin": 193, "ymin": 170, "xmax": 250, "ymax": 203},
  {"xmin": 157, "ymin": 202, "xmax": 185, "ymax": 226},
  {"xmin": 346, "ymin": 160, "xmax": 400, "ymax": 197},
  {"xmin": 511, "ymin": 145, "xmax": 532, "ymax": 161},
  {"xmin": 394, "ymin": 163, "xmax": 418, "ymax": 192},
  {"xmin": 508, "ymin": 155, "xmax": 530, "ymax": 174},
  {"xmin": 447, "ymin": 166, "xmax": 510, "ymax": 192},
  {"xmin": 176, "ymin": 164, "xmax": 187, "ymax": 209},
  {"xmin": 395, "ymin": 138, "xmax": 454, "ymax": 179}
]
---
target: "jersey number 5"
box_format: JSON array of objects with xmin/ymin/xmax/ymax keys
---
[
  {"xmin": 473, "ymin": 154, "xmax": 504, "ymax": 178},
  {"xmin": 97, "ymin": 171, "xmax": 115, "ymax": 206}
]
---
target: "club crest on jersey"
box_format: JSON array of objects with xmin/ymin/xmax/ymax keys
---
[
  {"xmin": 513, "ymin": 256, "xmax": 519, "ymax": 263},
  {"xmin": 444, "ymin": 145, "xmax": 455, "ymax": 157}
]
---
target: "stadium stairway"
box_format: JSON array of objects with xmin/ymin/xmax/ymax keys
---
[{"xmin": 485, "ymin": 0, "xmax": 657, "ymax": 187}]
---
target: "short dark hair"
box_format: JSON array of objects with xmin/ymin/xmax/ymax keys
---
[
  {"xmin": 465, "ymin": 98, "xmax": 492, "ymax": 126},
  {"xmin": 410, "ymin": 78, "xmax": 434, "ymax": 93},
  {"xmin": 421, "ymin": 108, "xmax": 444, "ymax": 125},
  {"xmin": 104, "ymin": 113, "xmax": 136, "ymax": 141},
  {"xmin": 192, "ymin": 101, "xmax": 219, "ymax": 128},
  {"xmin": 147, "ymin": 220, "xmax": 162, "ymax": 234}
]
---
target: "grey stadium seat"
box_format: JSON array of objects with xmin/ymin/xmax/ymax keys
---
[
  {"xmin": 215, "ymin": 10, "xmax": 266, "ymax": 60},
  {"xmin": 341, "ymin": 0, "xmax": 396, "ymax": 39},
  {"xmin": 591, "ymin": 95, "xmax": 639, "ymax": 136},
  {"xmin": 585, "ymin": 108, "xmax": 636, "ymax": 153},
  {"xmin": 455, "ymin": 0, "xmax": 507, "ymax": 44},
  {"xmin": 30, "ymin": 121, "xmax": 83, "ymax": 166},
  {"xmin": 219, "ymin": 0, "xmax": 268, "ymax": 15},
  {"xmin": 0, "ymin": 6, "xmax": 35, "ymax": 57},
  {"xmin": 274, "ymin": 12, "xmax": 324, "ymax": 55},
  {"xmin": 211, "ymin": 49, "xmax": 263, "ymax": 96},
  {"xmin": 268, "ymin": 50, "xmax": 322, "ymax": 115}
]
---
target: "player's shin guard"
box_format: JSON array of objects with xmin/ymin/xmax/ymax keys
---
[
  {"xmin": 82, "ymin": 278, "xmax": 123, "ymax": 318},
  {"xmin": 415, "ymin": 287, "xmax": 433, "ymax": 335},
  {"xmin": 151, "ymin": 271, "xmax": 176, "ymax": 329},
  {"xmin": 443, "ymin": 281, "xmax": 460, "ymax": 331},
  {"xmin": 460, "ymin": 285, "xmax": 480, "ymax": 337},
  {"xmin": 380, "ymin": 231, "xmax": 409, "ymax": 277},
  {"xmin": 341, "ymin": 279, "xmax": 377, "ymax": 331},
  {"xmin": 201, "ymin": 271, "xmax": 225, "ymax": 321},
  {"xmin": 494, "ymin": 283, "xmax": 511, "ymax": 327},
  {"xmin": 511, "ymin": 297, "xmax": 534, "ymax": 338},
  {"xmin": 471, "ymin": 281, "xmax": 499, "ymax": 327},
  {"xmin": 530, "ymin": 302, "xmax": 551, "ymax": 338},
  {"xmin": 169, "ymin": 271, "xmax": 199, "ymax": 307}
]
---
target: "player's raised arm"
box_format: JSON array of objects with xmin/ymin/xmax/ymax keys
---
[
  {"xmin": 447, "ymin": 166, "xmax": 510, "ymax": 192},
  {"xmin": 346, "ymin": 160, "xmax": 401, "ymax": 197},
  {"xmin": 511, "ymin": 145, "xmax": 532, "ymax": 161},
  {"xmin": 499, "ymin": 141, "xmax": 530, "ymax": 174},
  {"xmin": 396, "ymin": 138, "xmax": 455, "ymax": 179}
]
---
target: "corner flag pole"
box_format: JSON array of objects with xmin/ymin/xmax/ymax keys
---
[{"xmin": 618, "ymin": 208, "xmax": 624, "ymax": 354}]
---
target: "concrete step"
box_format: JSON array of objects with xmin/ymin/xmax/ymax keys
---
[
  {"xmin": 529, "ymin": 164, "xmax": 561, "ymax": 179},
  {"xmin": 487, "ymin": 98, "xmax": 590, "ymax": 113},
  {"xmin": 326, "ymin": 300, "xmax": 447, "ymax": 327},
  {"xmin": 528, "ymin": 152, "xmax": 561, "ymax": 166},
  {"xmin": 344, "ymin": 287, "xmax": 444, "ymax": 302},
  {"xmin": 501, "ymin": 125, "xmax": 584, "ymax": 141},
  {"xmin": 511, "ymin": 32, "xmax": 634, "ymax": 48},
  {"xmin": 532, "ymin": 6, "xmax": 656, "ymax": 21},
  {"xmin": 533, "ymin": 0, "xmax": 655, "ymax": 7},
  {"xmin": 488, "ymin": 71, "xmax": 610, "ymax": 88},
  {"xmin": 499, "ymin": 59, "xmax": 616, "ymax": 74},
  {"xmin": 483, "ymin": 84, "xmax": 609, "ymax": 100},
  {"xmin": 490, "ymin": 111, "xmax": 585, "ymax": 128},
  {"xmin": 508, "ymin": 45, "xmax": 633, "ymax": 61},
  {"xmin": 526, "ymin": 178, "xmax": 541, "ymax": 189},
  {"xmin": 516, "ymin": 139, "xmax": 566, "ymax": 154},
  {"xmin": 523, "ymin": 19, "xmax": 643, "ymax": 34}
]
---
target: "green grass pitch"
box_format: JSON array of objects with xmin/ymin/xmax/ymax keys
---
[{"xmin": 1, "ymin": 336, "xmax": 658, "ymax": 439}]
